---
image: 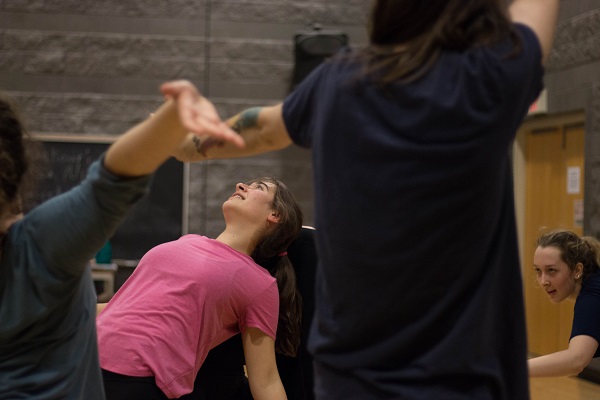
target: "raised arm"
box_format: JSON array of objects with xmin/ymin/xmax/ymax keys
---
[
  {"xmin": 243, "ymin": 327, "xmax": 288, "ymax": 400},
  {"xmin": 509, "ymin": 0, "xmax": 560, "ymax": 63},
  {"xmin": 166, "ymin": 100, "xmax": 292, "ymax": 163},
  {"xmin": 105, "ymin": 80, "xmax": 241, "ymax": 177},
  {"xmin": 528, "ymin": 335, "xmax": 599, "ymax": 377}
]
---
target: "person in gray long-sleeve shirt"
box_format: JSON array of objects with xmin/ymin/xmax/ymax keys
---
[{"xmin": 0, "ymin": 80, "xmax": 241, "ymax": 399}]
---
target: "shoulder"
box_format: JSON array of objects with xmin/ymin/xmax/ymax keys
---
[
  {"xmin": 236, "ymin": 263, "xmax": 277, "ymax": 289},
  {"xmin": 512, "ymin": 23, "xmax": 543, "ymax": 60},
  {"xmin": 466, "ymin": 24, "xmax": 541, "ymax": 70},
  {"xmin": 582, "ymin": 271, "xmax": 600, "ymax": 292},
  {"xmin": 444, "ymin": 25, "xmax": 544, "ymax": 109},
  {"xmin": 575, "ymin": 272, "xmax": 600, "ymax": 311},
  {"xmin": 573, "ymin": 272, "xmax": 600, "ymax": 354}
]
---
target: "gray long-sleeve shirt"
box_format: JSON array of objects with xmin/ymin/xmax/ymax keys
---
[{"xmin": 0, "ymin": 156, "xmax": 151, "ymax": 399}]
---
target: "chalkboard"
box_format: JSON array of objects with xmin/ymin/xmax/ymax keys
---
[{"xmin": 24, "ymin": 135, "xmax": 186, "ymax": 261}]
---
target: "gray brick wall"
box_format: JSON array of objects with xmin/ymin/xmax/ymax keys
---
[
  {"xmin": 0, "ymin": 0, "xmax": 369, "ymax": 238},
  {"xmin": 546, "ymin": 7, "xmax": 600, "ymax": 72},
  {"xmin": 586, "ymin": 83, "xmax": 600, "ymax": 233},
  {"xmin": 544, "ymin": 2, "xmax": 600, "ymax": 242}
]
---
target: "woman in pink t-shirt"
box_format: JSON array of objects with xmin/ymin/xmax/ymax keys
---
[{"xmin": 97, "ymin": 177, "xmax": 303, "ymax": 400}]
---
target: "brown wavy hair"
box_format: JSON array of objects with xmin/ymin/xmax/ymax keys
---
[
  {"xmin": 352, "ymin": 0, "xmax": 522, "ymax": 84},
  {"xmin": 249, "ymin": 177, "xmax": 303, "ymax": 357},
  {"xmin": 537, "ymin": 230, "xmax": 600, "ymax": 281}
]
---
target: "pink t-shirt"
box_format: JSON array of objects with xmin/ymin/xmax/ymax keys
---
[{"xmin": 97, "ymin": 235, "xmax": 279, "ymax": 398}]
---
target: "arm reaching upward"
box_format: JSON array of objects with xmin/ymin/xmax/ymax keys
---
[
  {"xmin": 509, "ymin": 0, "xmax": 560, "ymax": 64},
  {"xmin": 105, "ymin": 80, "xmax": 241, "ymax": 177},
  {"xmin": 166, "ymin": 95, "xmax": 292, "ymax": 163}
]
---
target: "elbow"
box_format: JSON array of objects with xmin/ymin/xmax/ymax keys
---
[
  {"xmin": 569, "ymin": 349, "xmax": 596, "ymax": 376},
  {"xmin": 564, "ymin": 352, "xmax": 593, "ymax": 376},
  {"xmin": 570, "ymin": 359, "xmax": 590, "ymax": 375},
  {"xmin": 247, "ymin": 369, "xmax": 286, "ymax": 398}
]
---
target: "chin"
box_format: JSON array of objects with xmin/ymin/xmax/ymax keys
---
[{"xmin": 549, "ymin": 293, "xmax": 568, "ymax": 304}]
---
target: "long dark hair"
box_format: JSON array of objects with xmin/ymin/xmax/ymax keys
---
[
  {"xmin": 537, "ymin": 230, "xmax": 600, "ymax": 281},
  {"xmin": 250, "ymin": 177, "xmax": 303, "ymax": 357},
  {"xmin": 354, "ymin": 0, "xmax": 522, "ymax": 84},
  {"xmin": 0, "ymin": 96, "xmax": 28, "ymax": 230}
]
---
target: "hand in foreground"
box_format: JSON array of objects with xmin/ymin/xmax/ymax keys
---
[{"xmin": 160, "ymin": 80, "xmax": 245, "ymax": 149}]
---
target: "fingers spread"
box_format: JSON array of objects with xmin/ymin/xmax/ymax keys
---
[{"xmin": 161, "ymin": 80, "xmax": 246, "ymax": 149}]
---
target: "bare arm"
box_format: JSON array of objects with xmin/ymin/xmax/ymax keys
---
[
  {"xmin": 243, "ymin": 327, "xmax": 287, "ymax": 400},
  {"xmin": 105, "ymin": 80, "xmax": 241, "ymax": 177},
  {"xmin": 168, "ymin": 102, "xmax": 292, "ymax": 163},
  {"xmin": 509, "ymin": 0, "xmax": 560, "ymax": 63},
  {"xmin": 528, "ymin": 335, "xmax": 599, "ymax": 377}
]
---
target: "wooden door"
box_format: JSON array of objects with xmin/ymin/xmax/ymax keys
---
[{"xmin": 524, "ymin": 122, "xmax": 585, "ymax": 356}]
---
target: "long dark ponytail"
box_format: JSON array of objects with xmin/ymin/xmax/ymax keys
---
[{"xmin": 250, "ymin": 177, "xmax": 303, "ymax": 357}]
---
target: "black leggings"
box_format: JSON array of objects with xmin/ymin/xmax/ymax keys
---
[
  {"xmin": 102, "ymin": 369, "xmax": 168, "ymax": 400},
  {"xmin": 101, "ymin": 366, "xmax": 251, "ymax": 400}
]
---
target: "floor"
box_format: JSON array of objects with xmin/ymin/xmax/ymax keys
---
[{"xmin": 530, "ymin": 376, "xmax": 600, "ymax": 400}]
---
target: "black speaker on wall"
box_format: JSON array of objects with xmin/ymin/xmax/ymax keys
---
[{"xmin": 292, "ymin": 25, "xmax": 348, "ymax": 88}]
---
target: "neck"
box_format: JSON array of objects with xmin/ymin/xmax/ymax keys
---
[
  {"xmin": 215, "ymin": 225, "xmax": 260, "ymax": 256},
  {"xmin": 569, "ymin": 281, "xmax": 584, "ymax": 301}
]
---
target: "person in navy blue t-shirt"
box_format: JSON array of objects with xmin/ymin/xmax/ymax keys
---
[
  {"xmin": 170, "ymin": 1, "xmax": 560, "ymax": 398},
  {"xmin": 530, "ymin": 230, "xmax": 600, "ymax": 377}
]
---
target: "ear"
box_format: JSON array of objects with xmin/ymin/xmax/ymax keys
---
[
  {"xmin": 267, "ymin": 211, "xmax": 280, "ymax": 224},
  {"xmin": 575, "ymin": 262, "xmax": 584, "ymax": 278}
]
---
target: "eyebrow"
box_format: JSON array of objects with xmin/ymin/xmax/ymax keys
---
[
  {"xmin": 258, "ymin": 181, "xmax": 270, "ymax": 191},
  {"xmin": 532, "ymin": 264, "xmax": 557, "ymax": 268},
  {"xmin": 248, "ymin": 181, "xmax": 270, "ymax": 191}
]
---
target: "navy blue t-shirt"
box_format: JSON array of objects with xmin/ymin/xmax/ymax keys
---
[
  {"xmin": 282, "ymin": 24, "xmax": 543, "ymax": 399},
  {"xmin": 571, "ymin": 271, "xmax": 600, "ymax": 357}
]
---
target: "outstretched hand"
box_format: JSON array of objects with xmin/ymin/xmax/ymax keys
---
[{"xmin": 160, "ymin": 80, "xmax": 245, "ymax": 149}]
